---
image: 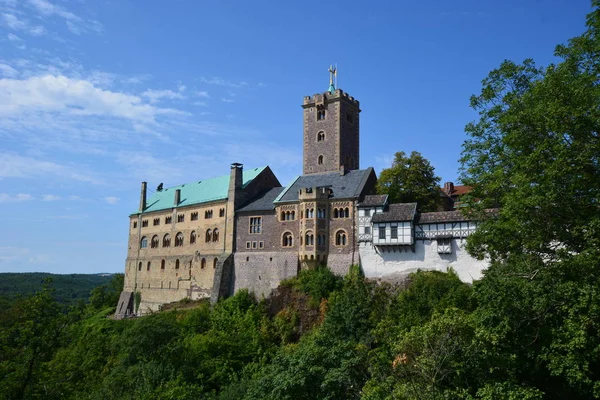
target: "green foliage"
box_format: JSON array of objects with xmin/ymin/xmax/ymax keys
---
[
  {"xmin": 89, "ymin": 273, "xmax": 124, "ymax": 311},
  {"xmin": 292, "ymin": 265, "xmax": 342, "ymax": 306},
  {"xmin": 376, "ymin": 150, "xmax": 441, "ymax": 212}
]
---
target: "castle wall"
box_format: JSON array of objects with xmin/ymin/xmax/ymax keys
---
[
  {"xmin": 233, "ymin": 251, "xmax": 298, "ymax": 298},
  {"xmin": 359, "ymin": 239, "xmax": 487, "ymax": 283}
]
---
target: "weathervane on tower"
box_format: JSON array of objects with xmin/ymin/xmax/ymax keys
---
[{"xmin": 328, "ymin": 64, "xmax": 337, "ymax": 93}]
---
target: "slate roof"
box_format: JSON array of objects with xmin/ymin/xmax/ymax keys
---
[
  {"xmin": 237, "ymin": 187, "xmax": 285, "ymax": 212},
  {"xmin": 371, "ymin": 203, "xmax": 417, "ymax": 223},
  {"xmin": 417, "ymin": 210, "xmax": 473, "ymax": 223},
  {"xmin": 359, "ymin": 194, "xmax": 388, "ymax": 207},
  {"xmin": 135, "ymin": 166, "xmax": 268, "ymax": 214},
  {"xmin": 275, "ymin": 168, "xmax": 375, "ymax": 203}
]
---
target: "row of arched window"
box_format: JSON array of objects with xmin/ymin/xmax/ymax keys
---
[
  {"xmin": 279, "ymin": 230, "xmax": 347, "ymax": 247},
  {"xmin": 280, "ymin": 210, "xmax": 296, "ymax": 221},
  {"xmin": 141, "ymin": 228, "xmax": 219, "ymax": 249},
  {"xmin": 333, "ymin": 207, "xmax": 350, "ymax": 218},
  {"xmin": 137, "ymin": 257, "xmax": 218, "ymax": 272}
]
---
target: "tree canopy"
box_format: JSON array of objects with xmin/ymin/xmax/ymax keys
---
[{"xmin": 376, "ymin": 151, "xmax": 441, "ymax": 212}]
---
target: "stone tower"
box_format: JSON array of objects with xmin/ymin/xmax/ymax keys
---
[{"xmin": 302, "ymin": 77, "xmax": 361, "ymax": 175}]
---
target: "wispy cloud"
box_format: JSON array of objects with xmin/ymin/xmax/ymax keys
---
[
  {"xmin": 142, "ymin": 88, "xmax": 185, "ymax": 103},
  {"xmin": 0, "ymin": 193, "xmax": 33, "ymax": 203},
  {"xmin": 1, "ymin": 12, "xmax": 46, "ymax": 36},
  {"xmin": 104, "ymin": 196, "xmax": 119, "ymax": 205},
  {"xmin": 221, "ymin": 98, "xmax": 234, "ymax": 103},
  {"xmin": 26, "ymin": 0, "xmax": 102, "ymax": 35},
  {"xmin": 196, "ymin": 91, "xmax": 209, "ymax": 98},
  {"xmin": 200, "ymin": 76, "xmax": 248, "ymax": 88},
  {"xmin": 0, "ymin": 63, "xmax": 18, "ymax": 77},
  {"xmin": 0, "ymin": 153, "xmax": 103, "ymax": 184},
  {"xmin": 42, "ymin": 194, "xmax": 61, "ymax": 201}
]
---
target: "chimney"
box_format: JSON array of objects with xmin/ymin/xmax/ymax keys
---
[
  {"xmin": 339, "ymin": 164, "xmax": 346, "ymax": 176},
  {"xmin": 229, "ymin": 162, "xmax": 243, "ymax": 191},
  {"xmin": 443, "ymin": 182, "xmax": 454, "ymax": 194},
  {"xmin": 174, "ymin": 189, "xmax": 181, "ymax": 206},
  {"xmin": 139, "ymin": 181, "xmax": 147, "ymax": 212}
]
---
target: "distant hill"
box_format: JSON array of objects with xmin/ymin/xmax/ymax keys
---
[{"xmin": 0, "ymin": 273, "xmax": 115, "ymax": 305}]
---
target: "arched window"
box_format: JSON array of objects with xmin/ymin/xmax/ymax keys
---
[
  {"xmin": 212, "ymin": 228, "xmax": 219, "ymax": 242},
  {"xmin": 201, "ymin": 258, "xmax": 206, "ymax": 269},
  {"xmin": 151, "ymin": 235, "xmax": 159, "ymax": 248},
  {"xmin": 344, "ymin": 207, "xmax": 350, "ymax": 218},
  {"xmin": 205, "ymin": 229, "xmax": 212, "ymax": 243},
  {"xmin": 317, "ymin": 131, "xmax": 325, "ymax": 142},
  {"xmin": 163, "ymin": 234, "xmax": 171, "ymax": 247},
  {"xmin": 175, "ymin": 259, "xmax": 180, "ymax": 269},
  {"xmin": 161, "ymin": 259, "xmax": 165, "ymax": 270},
  {"xmin": 282, "ymin": 232, "xmax": 293, "ymax": 247},
  {"xmin": 334, "ymin": 208, "xmax": 339, "ymax": 218},
  {"xmin": 190, "ymin": 230, "xmax": 196, "ymax": 244},
  {"xmin": 175, "ymin": 232, "xmax": 184, "ymax": 247},
  {"xmin": 285, "ymin": 211, "xmax": 290, "ymax": 220},
  {"xmin": 318, "ymin": 155, "xmax": 324, "ymax": 165},
  {"xmin": 140, "ymin": 236, "xmax": 148, "ymax": 249},
  {"xmin": 291, "ymin": 211, "xmax": 295, "ymax": 220},
  {"xmin": 138, "ymin": 262, "xmax": 142, "ymax": 271},
  {"xmin": 305, "ymin": 209, "xmax": 309, "ymax": 218},
  {"xmin": 336, "ymin": 230, "xmax": 347, "ymax": 246},
  {"xmin": 305, "ymin": 231, "xmax": 314, "ymax": 246},
  {"xmin": 281, "ymin": 211, "xmax": 285, "ymax": 221},
  {"xmin": 213, "ymin": 258, "xmax": 218, "ymax": 269},
  {"xmin": 147, "ymin": 261, "xmax": 151, "ymax": 271}
]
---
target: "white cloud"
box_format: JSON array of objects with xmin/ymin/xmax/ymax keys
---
[
  {"xmin": 193, "ymin": 101, "xmax": 207, "ymax": 107},
  {"xmin": 7, "ymin": 33, "xmax": 22, "ymax": 41},
  {"xmin": 26, "ymin": 0, "xmax": 102, "ymax": 35},
  {"xmin": 104, "ymin": 196, "xmax": 119, "ymax": 205},
  {"xmin": 0, "ymin": 74, "xmax": 183, "ymax": 123},
  {"xmin": 0, "ymin": 193, "xmax": 33, "ymax": 203},
  {"xmin": 67, "ymin": 195, "xmax": 83, "ymax": 201},
  {"xmin": 177, "ymin": 83, "xmax": 186, "ymax": 92},
  {"xmin": 200, "ymin": 76, "xmax": 248, "ymax": 88},
  {"xmin": 142, "ymin": 88, "xmax": 185, "ymax": 103},
  {"xmin": 196, "ymin": 91, "xmax": 209, "ymax": 98},
  {"xmin": 0, "ymin": 153, "xmax": 103, "ymax": 184},
  {"xmin": 221, "ymin": 98, "xmax": 234, "ymax": 103},
  {"xmin": 1, "ymin": 13, "xmax": 46, "ymax": 36},
  {"xmin": 0, "ymin": 63, "xmax": 18, "ymax": 77},
  {"xmin": 42, "ymin": 194, "xmax": 60, "ymax": 201}
]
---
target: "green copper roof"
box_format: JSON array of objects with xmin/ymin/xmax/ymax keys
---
[{"xmin": 136, "ymin": 166, "xmax": 267, "ymax": 214}]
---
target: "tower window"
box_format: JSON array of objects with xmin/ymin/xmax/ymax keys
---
[
  {"xmin": 317, "ymin": 110, "xmax": 326, "ymax": 120},
  {"xmin": 335, "ymin": 230, "xmax": 347, "ymax": 246},
  {"xmin": 317, "ymin": 131, "xmax": 325, "ymax": 142},
  {"xmin": 318, "ymin": 155, "xmax": 324, "ymax": 165},
  {"xmin": 345, "ymin": 112, "xmax": 354, "ymax": 124}
]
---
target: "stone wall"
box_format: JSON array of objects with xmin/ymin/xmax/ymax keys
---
[{"xmin": 233, "ymin": 251, "xmax": 299, "ymax": 298}]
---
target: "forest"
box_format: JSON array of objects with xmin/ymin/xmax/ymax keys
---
[{"xmin": 1, "ymin": 3, "xmax": 600, "ymax": 399}]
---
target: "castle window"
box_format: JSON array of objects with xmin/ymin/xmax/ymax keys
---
[
  {"xmin": 317, "ymin": 110, "xmax": 326, "ymax": 120},
  {"xmin": 190, "ymin": 230, "xmax": 196, "ymax": 244},
  {"xmin": 175, "ymin": 260, "xmax": 180, "ymax": 270},
  {"xmin": 281, "ymin": 211, "xmax": 285, "ymax": 221},
  {"xmin": 205, "ymin": 210, "xmax": 213, "ymax": 219},
  {"xmin": 165, "ymin": 216, "xmax": 172, "ymax": 224},
  {"xmin": 151, "ymin": 235, "xmax": 159, "ymax": 249},
  {"xmin": 212, "ymin": 228, "xmax": 219, "ymax": 242},
  {"xmin": 201, "ymin": 258, "xmax": 206, "ymax": 269},
  {"xmin": 133, "ymin": 221, "xmax": 137, "ymax": 229},
  {"xmin": 318, "ymin": 155, "xmax": 324, "ymax": 165},
  {"xmin": 317, "ymin": 208, "xmax": 325, "ymax": 218},
  {"xmin": 175, "ymin": 232, "xmax": 184, "ymax": 247},
  {"xmin": 345, "ymin": 112, "xmax": 354, "ymax": 124},
  {"xmin": 282, "ymin": 232, "xmax": 293, "ymax": 247},
  {"xmin": 177, "ymin": 214, "xmax": 184, "ymax": 223},
  {"xmin": 163, "ymin": 234, "xmax": 171, "ymax": 247},
  {"xmin": 252, "ymin": 241, "xmax": 257, "ymax": 249},
  {"xmin": 147, "ymin": 261, "xmax": 151, "ymax": 271},
  {"xmin": 305, "ymin": 208, "xmax": 314, "ymax": 218},
  {"xmin": 205, "ymin": 229, "xmax": 212, "ymax": 243},
  {"xmin": 249, "ymin": 217, "xmax": 262, "ymax": 234},
  {"xmin": 344, "ymin": 207, "xmax": 350, "ymax": 218},
  {"xmin": 138, "ymin": 262, "xmax": 142, "ymax": 271},
  {"xmin": 317, "ymin": 131, "xmax": 325, "ymax": 142},
  {"xmin": 291, "ymin": 211, "xmax": 295, "ymax": 220},
  {"xmin": 379, "ymin": 226, "xmax": 386, "ymax": 240},
  {"xmin": 140, "ymin": 236, "xmax": 148, "ymax": 249},
  {"xmin": 246, "ymin": 241, "xmax": 251, "ymax": 249},
  {"xmin": 191, "ymin": 212, "xmax": 198, "ymax": 221},
  {"xmin": 335, "ymin": 230, "xmax": 347, "ymax": 246},
  {"xmin": 161, "ymin": 259, "xmax": 165, "ymax": 270},
  {"xmin": 219, "ymin": 208, "xmax": 225, "ymax": 217},
  {"xmin": 142, "ymin": 220, "xmax": 148, "ymax": 227},
  {"xmin": 391, "ymin": 225, "xmax": 398, "ymax": 239},
  {"xmin": 213, "ymin": 258, "xmax": 218, "ymax": 269},
  {"xmin": 259, "ymin": 241, "xmax": 264, "ymax": 249},
  {"xmin": 153, "ymin": 218, "xmax": 160, "ymax": 226},
  {"xmin": 334, "ymin": 208, "xmax": 339, "ymax": 218},
  {"xmin": 305, "ymin": 231, "xmax": 314, "ymax": 246}
]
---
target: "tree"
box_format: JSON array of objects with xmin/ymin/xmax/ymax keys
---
[{"xmin": 376, "ymin": 151, "xmax": 441, "ymax": 212}]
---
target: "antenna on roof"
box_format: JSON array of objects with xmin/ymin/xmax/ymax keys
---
[{"xmin": 156, "ymin": 183, "xmax": 163, "ymax": 192}]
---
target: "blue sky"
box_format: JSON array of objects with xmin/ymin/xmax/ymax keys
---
[{"xmin": 0, "ymin": 0, "xmax": 592, "ymax": 274}]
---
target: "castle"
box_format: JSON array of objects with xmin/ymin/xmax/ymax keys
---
[{"xmin": 116, "ymin": 73, "xmax": 488, "ymax": 317}]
